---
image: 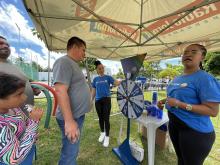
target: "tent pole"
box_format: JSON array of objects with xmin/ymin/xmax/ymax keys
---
[
  {"xmin": 48, "ymin": 51, "xmax": 51, "ymax": 86},
  {"xmin": 72, "ymin": 0, "xmax": 139, "ymax": 45},
  {"xmin": 27, "ymin": 9, "xmax": 67, "ymax": 46},
  {"xmin": 142, "ymin": 25, "xmax": 179, "ymax": 55},
  {"xmin": 101, "ymin": 39, "xmax": 220, "ymax": 49},
  {"xmin": 32, "ymin": 14, "xmax": 139, "ymax": 26},
  {"xmin": 139, "ymin": 0, "xmax": 144, "ymax": 44},
  {"xmin": 85, "ymin": 58, "xmax": 92, "ymax": 89},
  {"xmin": 150, "ymin": 39, "xmax": 220, "ymax": 58},
  {"xmin": 104, "ymin": 27, "xmax": 140, "ymax": 59},
  {"xmin": 47, "ymin": 36, "xmax": 52, "ymax": 86},
  {"xmin": 206, "ymin": 41, "xmax": 220, "ymax": 48},
  {"xmin": 142, "ymin": 0, "xmax": 220, "ymax": 25},
  {"xmin": 32, "ymin": 0, "xmax": 49, "ymax": 48},
  {"xmin": 142, "ymin": 9, "xmax": 195, "ymax": 45}
]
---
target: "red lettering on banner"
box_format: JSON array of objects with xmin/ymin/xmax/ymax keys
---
[
  {"xmin": 75, "ymin": 0, "xmax": 97, "ymax": 17},
  {"xmin": 144, "ymin": 0, "xmax": 220, "ymax": 36},
  {"xmin": 93, "ymin": 21, "xmax": 139, "ymax": 40}
]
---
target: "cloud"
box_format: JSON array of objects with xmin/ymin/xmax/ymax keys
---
[
  {"xmin": 163, "ymin": 57, "xmax": 181, "ymax": 63},
  {"xmin": 0, "ymin": 1, "xmax": 121, "ymax": 73},
  {"xmin": 100, "ymin": 59, "xmax": 122, "ymax": 74},
  {"xmin": 160, "ymin": 57, "xmax": 181, "ymax": 68},
  {"xmin": 18, "ymin": 48, "xmax": 64, "ymax": 68},
  {"xmin": 8, "ymin": 46, "xmax": 63, "ymax": 69},
  {"xmin": 0, "ymin": 1, "xmax": 45, "ymax": 47},
  {"xmin": 0, "ymin": 1, "xmax": 65, "ymax": 68},
  {"xmin": 10, "ymin": 46, "xmax": 19, "ymax": 58}
]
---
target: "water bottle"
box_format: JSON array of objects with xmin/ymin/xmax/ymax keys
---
[
  {"xmin": 152, "ymin": 91, "xmax": 158, "ymax": 105},
  {"xmin": 150, "ymin": 91, "xmax": 156, "ymax": 116},
  {"xmin": 157, "ymin": 109, "xmax": 163, "ymax": 119},
  {"xmin": 152, "ymin": 91, "xmax": 163, "ymax": 119}
]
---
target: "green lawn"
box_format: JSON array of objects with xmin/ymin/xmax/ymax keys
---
[{"xmin": 34, "ymin": 91, "xmax": 220, "ymax": 165}]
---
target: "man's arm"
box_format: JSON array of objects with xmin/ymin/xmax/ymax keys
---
[
  {"xmin": 54, "ymin": 83, "xmax": 79, "ymax": 143},
  {"xmin": 167, "ymin": 98, "xmax": 219, "ymax": 117},
  {"xmin": 91, "ymin": 88, "xmax": 96, "ymax": 101}
]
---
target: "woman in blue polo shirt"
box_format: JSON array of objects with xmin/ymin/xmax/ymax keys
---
[
  {"xmin": 159, "ymin": 44, "xmax": 220, "ymax": 165},
  {"xmin": 91, "ymin": 60, "xmax": 119, "ymax": 147}
]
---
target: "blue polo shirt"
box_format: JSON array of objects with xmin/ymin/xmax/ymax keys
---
[
  {"xmin": 166, "ymin": 70, "xmax": 220, "ymax": 133},
  {"xmin": 92, "ymin": 75, "xmax": 115, "ymax": 101}
]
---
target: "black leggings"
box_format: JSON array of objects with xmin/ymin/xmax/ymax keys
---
[
  {"xmin": 168, "ymin": 112, "xmax": 215, "ymax": 165},
  {"xmin": 95, "ymin": 97, "xmax": 111, "ymax": 136}
]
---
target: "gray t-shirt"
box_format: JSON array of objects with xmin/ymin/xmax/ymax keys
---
[
  {"xmin": 0, "ymin": 61, "xmax": 34, "ymax": 106},
  {"xmin": 53, "ymin": 55, "xmax": 91, "ymax": 120}
]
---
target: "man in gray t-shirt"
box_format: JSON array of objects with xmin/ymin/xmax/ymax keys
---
[{"xmin": 53, "ymin": 36, "xmax": 91, "ymax": 165}]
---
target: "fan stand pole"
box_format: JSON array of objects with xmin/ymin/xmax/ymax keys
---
[
  {"xmin": 112, "ymin": 117, "xmax": 139, "ymax": 165},
  {"xmin": 112, "ymin": 77, "xmax": 139, "ymax": 165},
  {"xmin": 127, "ymin": 118, "xmax": 130, "ymax": 140}
]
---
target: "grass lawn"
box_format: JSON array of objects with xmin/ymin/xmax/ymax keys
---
[{"xmin": 34, "ymin": 91, "xmax": 220, "ymax": 165}]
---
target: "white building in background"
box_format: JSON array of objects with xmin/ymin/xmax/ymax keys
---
[
  {"xmin": 83, "ymin": 67, "xmax": 112, "ymax": 81},
  {"xmin": 105, "ymin": 67, "xmax": 112, "ymax": 75},
  {"xmin": 38, "ymin": 72, "xmax": 53, "ymax": 82},
  {"xmin": 38, "ymin": 66, "xmax": 112, "ymax": 83}
]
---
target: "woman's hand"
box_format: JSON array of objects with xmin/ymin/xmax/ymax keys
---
[
  {"xmin": 29, "ymin": 108, "xmax": 44, "ymax": 122},
  {"xmin": 166, "ymin": 98, "xmax": 180, "ymax": 108},
  {"xmin": 157, "ymin": 100, "xmax": 164, "ymax": 110}
]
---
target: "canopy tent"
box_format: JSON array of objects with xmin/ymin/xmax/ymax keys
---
[{"xmin": 23, "ymin": 0, "xmax": 220, "ymax": 61}]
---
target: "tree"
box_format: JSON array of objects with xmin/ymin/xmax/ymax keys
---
[
  {"xmin": 79, "ymin": 57, "xmax": 97, "ymax": 72},
  {"xmin": 158, "ymin": 68, "xmax": 179, "ymax": 79},
  {"xmin": 204, "ymin": 52, "xmax": 220, "ymax": 76},
  {"xmin": 138, "ymin": 61, "xmax": 161, "ymax": 79},
  {"xmin": 78, "ymin": 57, "xmax": 97, "ymax": 88},
  {"xmin": 31, "ymin": 28, "xmax": 42, "ymax": 40},
  {"xmin": 158, "ymin": 63, "xmax": 183, "ymax": 79},
  {"xmin": 32, "ymin": 61, "xmax": 44, "ymax": 72},
  {"xmin": 115, "ymin": 68, "xmax": 125, "ymax": 79},
  {"xmin": 15, "ymin": 57, "xmax": 24, "ymax": 63},
  {"xmin": 165, "ymin": 63, "xmax": 183, "ymax": 75},
  {"xmin": 42, "ymin": 67, "xmax": 52, "ymax": 72}
]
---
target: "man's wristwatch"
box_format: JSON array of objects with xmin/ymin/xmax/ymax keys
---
[{"xmin": 185, "ymin": 104, "xmax": 192, "ymax": 111}]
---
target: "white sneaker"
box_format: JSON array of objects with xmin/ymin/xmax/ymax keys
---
[
  {"xmin": 98, "ymin": 132, "xmax": 105, "ymax": 142},
  {"xmin": 103, "ymin": 136, "xmax": 109, "ymax": 147}
]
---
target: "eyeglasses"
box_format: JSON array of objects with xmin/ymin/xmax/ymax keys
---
[
  {"xmin": 183, "ymin": 50, "xmax": 202, "ymax": 55},
  {"xmin": 97, "ymin": 67, "xmax": 104, "ymax": 70}
]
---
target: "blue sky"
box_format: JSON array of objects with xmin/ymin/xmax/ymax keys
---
[
  {"xmin": 0, "ymin": 0, "xmax": 180, "ymax": 73},
  {"xmin": 0, "ymin": 0, "xmax": 64, "ymax": 67}
]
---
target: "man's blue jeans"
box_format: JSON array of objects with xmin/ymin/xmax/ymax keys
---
[{"xmin": 56, "ymin": 115, "xmax": 85, "ymax": 165}]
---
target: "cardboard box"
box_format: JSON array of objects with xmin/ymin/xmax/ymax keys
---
[{"xmin": 141, "ymin": 126, "xmax": 168, "ymax": 149}]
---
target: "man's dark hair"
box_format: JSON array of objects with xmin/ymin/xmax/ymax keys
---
[
  {"xmin": 0, "ymin": 35, "xmax": 6, "ymax": 40},
  {"xmin": 67, "ymin": 36, "xmax": 86, "ymax": 51},
  {"xmin": 0, "ymin": 72, "xmax": 25, "ymax": 99}
]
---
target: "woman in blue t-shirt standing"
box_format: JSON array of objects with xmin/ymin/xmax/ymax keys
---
[
  {"xmin": 91, "ymin": 60, "xmax": 120, "ymax": 147},
  {"xmin": 158, "ymin": 44, "xmax": 220, "ymax": 165}
]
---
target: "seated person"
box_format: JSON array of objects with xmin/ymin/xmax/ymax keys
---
[{"xmin": 0, "ymin": 72, "xmax": 43, "ymax": 165}]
